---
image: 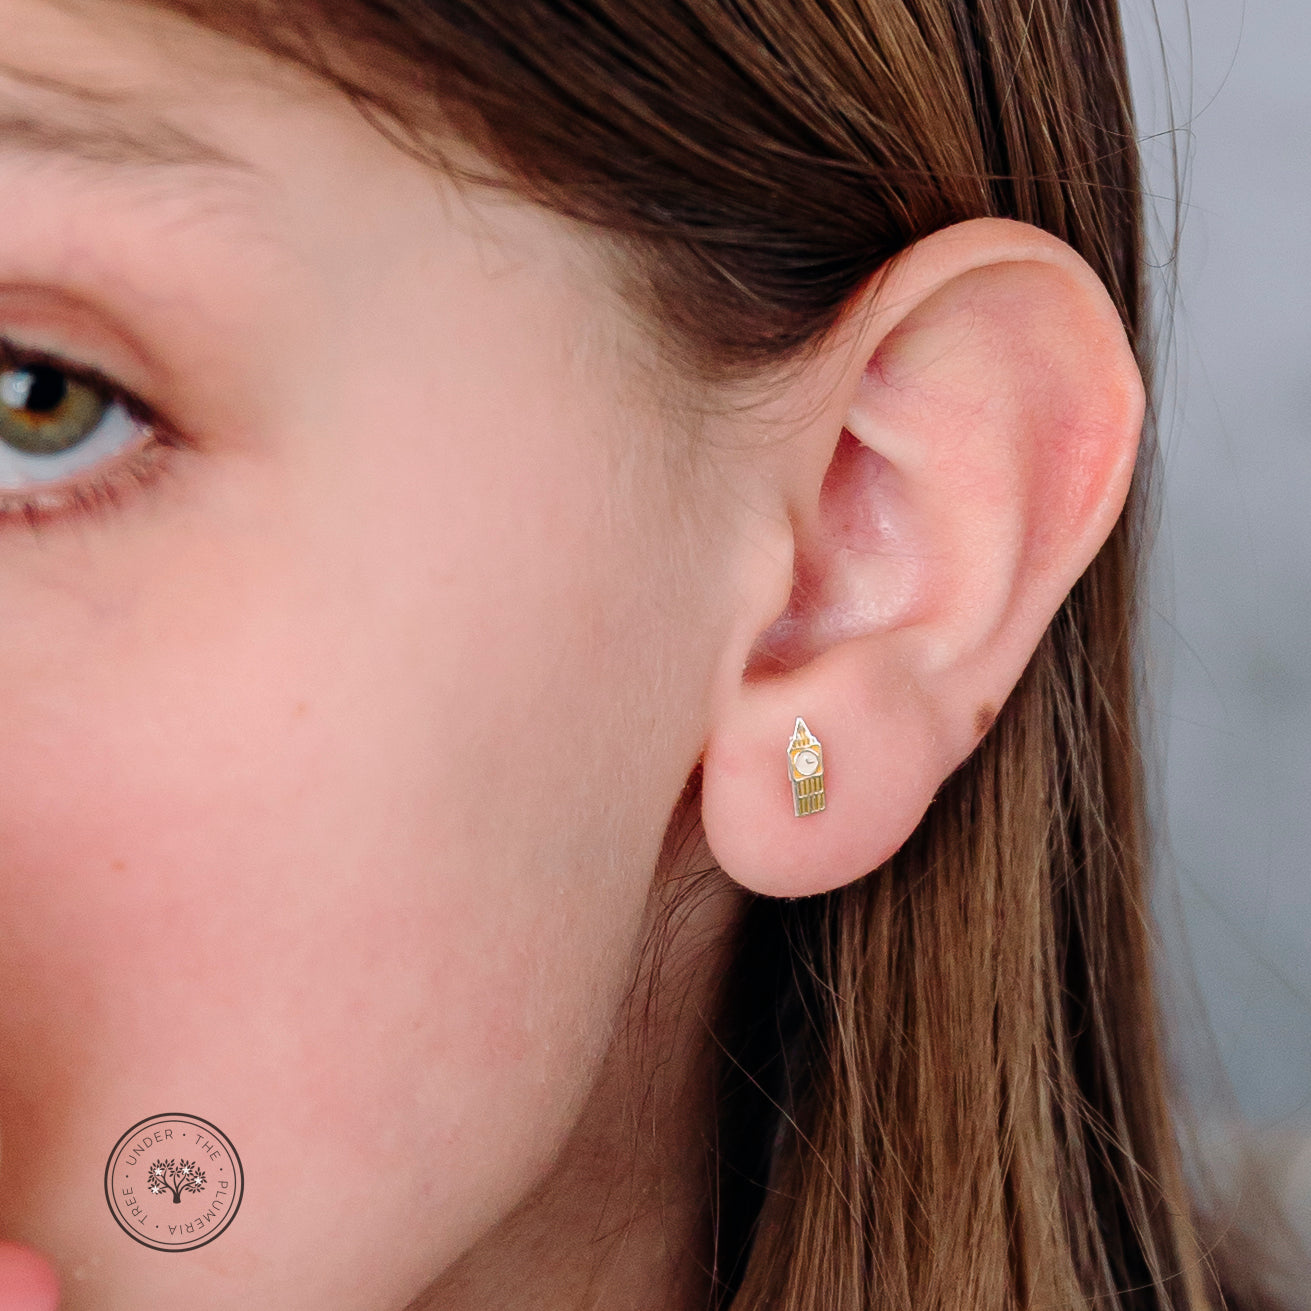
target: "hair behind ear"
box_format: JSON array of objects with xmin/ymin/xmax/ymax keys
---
[{"xmin": 709, "ymin": 567, "xmax": 1217, "ymax": 1307}]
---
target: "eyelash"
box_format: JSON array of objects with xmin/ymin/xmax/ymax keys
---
[{"xmin": 0, "ymin": 336, "xmax": 184, "ymax": 536}]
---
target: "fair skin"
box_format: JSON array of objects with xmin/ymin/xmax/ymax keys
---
[{"xmin": 0, "ymin": 3, "xmax": 1143, "ymax": 1309}]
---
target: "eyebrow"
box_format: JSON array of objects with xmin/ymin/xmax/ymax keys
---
[
  {"xmin": 0, "ymin": 63, "xmax": 250, "ymax": 175},
  {"xmin": 0, "ymin": 108, "xmax": 249, "ymax": 172}
]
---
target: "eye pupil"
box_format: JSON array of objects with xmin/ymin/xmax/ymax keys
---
[
  {"xmin": 0, "ymin": 360, "xmax": 111, "ymax": 457},
  {"xmin": 17, "ymin": 366, "xmax": 69, "ymax": 415},
  {"xmin": 2, "ymin": 365, "xmax": 71, "ymax": 416}
]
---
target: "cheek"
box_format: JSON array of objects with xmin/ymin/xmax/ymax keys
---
[{"xmin": 0, "ymin": 416, "xmax": 694, "ymax": 1293}]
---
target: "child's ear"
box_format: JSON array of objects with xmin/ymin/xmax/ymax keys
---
[{"xmin": 698, "ymin": 219, "xmax": 1144, "ymax": 897}]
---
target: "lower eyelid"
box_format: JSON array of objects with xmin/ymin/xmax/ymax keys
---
[{"xmin": 0, "ymin": 437, "xmax": 179, "ymax": 535}]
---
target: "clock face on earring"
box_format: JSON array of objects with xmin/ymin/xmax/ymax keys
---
[{"xmin": 792, "ymin": 748, "xmax": 820, "ymax": 777}]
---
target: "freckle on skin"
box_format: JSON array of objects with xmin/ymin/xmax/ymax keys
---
[
  {"xmin": 973, "ymin": 705, "xmax": 997, "ymax": 739},
  {"xmin": 292, "ymin": 701, "xmax": 309, "ymax": 719},
  {"xmin": 111, "ymin": 859, "xmax": 126, "ymax": 872}
]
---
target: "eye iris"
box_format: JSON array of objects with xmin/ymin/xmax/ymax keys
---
[{"xmin": 0, "ymin": 363, "xmax": 110, "ymax": 456}]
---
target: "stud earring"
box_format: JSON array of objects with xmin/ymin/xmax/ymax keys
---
[{"xmin": 787, "ymin": 717, "xmax": 826, "ymax": 817}]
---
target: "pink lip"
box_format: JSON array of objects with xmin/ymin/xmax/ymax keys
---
[{"xmin": 0, "ymin": 1241, "xmax": 59, "ymax": 1311}]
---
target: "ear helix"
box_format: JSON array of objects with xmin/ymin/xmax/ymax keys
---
[{"xmin": 787, "ymin": 717, "xmax": 826, "ymax": 817}]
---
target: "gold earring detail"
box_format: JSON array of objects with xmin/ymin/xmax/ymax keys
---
[{"xmin": 787, "ymin": 717, "xmax": 826, "ymax": 817}]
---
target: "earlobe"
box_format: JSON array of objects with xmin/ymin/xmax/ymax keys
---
[{"xmin": 698, "ymin": 219, "xmax": 1144, "ymax": 898}]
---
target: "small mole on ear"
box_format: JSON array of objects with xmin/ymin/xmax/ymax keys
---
[
  {"xmin": 973, "ymin": 705, "xmax": 997, "ymax": 739},
  {"xmin": 111, "ymin": 859, "xmax": 126, "ymax": 873}
]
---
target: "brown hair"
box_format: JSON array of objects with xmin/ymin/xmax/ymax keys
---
[{"xmin": 137, "ymin": 0, "xmax": 1285, "ymax": 1305}]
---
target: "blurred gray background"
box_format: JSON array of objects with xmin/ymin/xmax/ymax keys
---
[{"xmin": 1123, "ymin": 0, "xmax": 1311, "ymax": 1228}]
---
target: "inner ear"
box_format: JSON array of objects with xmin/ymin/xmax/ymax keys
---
[
  {"xmin": 747, "ymin": 427, "xmax": 911, "ymax": 678},
  {"xmin": 818, "ymin": 426, "xmax": 899, "ymax": 558}
]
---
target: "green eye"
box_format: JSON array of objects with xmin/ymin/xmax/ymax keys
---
[
  {"xmin": 0, "ymin": 337, "xmax": 172, "ymax": 531},
  {"xmin": 0, "ymin": 362, "xmax": 111, "ymax": 456}
]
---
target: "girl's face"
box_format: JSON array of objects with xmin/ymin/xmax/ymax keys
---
[{"xmin": 0, "ymin": 2, "xmax": 751, "ymax": 1304}]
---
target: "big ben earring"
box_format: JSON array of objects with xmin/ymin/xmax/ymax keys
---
[{"xmin": 787, "ymin": 717, "xmax": 826, "ymax": 817}]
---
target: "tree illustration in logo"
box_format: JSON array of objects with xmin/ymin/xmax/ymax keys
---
[{"xmin": 145, "ymin": 1158, "xmax": 207, "ymax": 1204}]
